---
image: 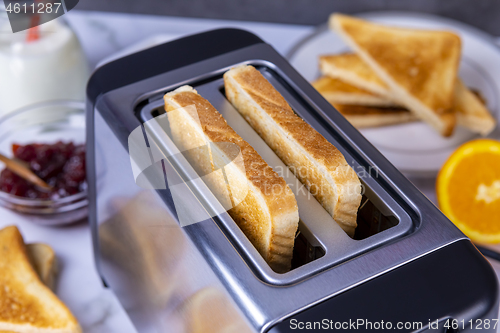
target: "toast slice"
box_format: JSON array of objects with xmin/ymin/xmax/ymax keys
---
[
  {"xmin": 224, "ymin": 65, "xmax": 362, "ymax": 236},
  {"xmin": 333, "ymin": 104, "xmax": 419, "ymax": 128},
  {"xmin": 320, "ymin": 53, "xmax": 496, "ymax": 135},
  {"xmin": 26, "ymin": 243, "xmax": 58, "ymax": 291},
  {"xmin": 319, "ymin": 54, "xmax": 394, "ymax": 100},
  {"xmin": 312, "ymin": 75, "xmax": 417, "ymax": 127},
  {"xmin": 312, "ymin": 76, "xmax": 397, "ymax": 107},
  {"xmin": 0, "ymin": 226, "xmax": 81, "ymax": 333},
  {"xmin": 330, "ymin": 14, "xmax": 460, "ymax": 136},
  {"xmin": 454, "ymin": 80, "xmax": 497, "ymax": 135},
  {"xmin": 164, "ymin": 86, "xmax": 299, "ymax": 273}
]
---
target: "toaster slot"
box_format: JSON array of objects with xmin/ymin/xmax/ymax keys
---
[
  {"xmin": 144, "ymin": 104, "xmax": 328, "ymax": 272},
  {"xmin": 354, "ymin": 187, "xmax": 399, "ymax": 241},
  {"xmin": 218, "ymin": 79, "xmax": 400, "ymax": 242},
  {"xmin": 137, "ymin": 63, "xmax": 413, "ymax": 285},
  {"xmin": 291, "ymin": 222, "xmax": 325, "ymax": 270}
]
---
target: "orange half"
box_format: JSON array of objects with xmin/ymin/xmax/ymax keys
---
[{"xmin": 437, "ymin": 139, "xmax": 500, "ymax": 244}]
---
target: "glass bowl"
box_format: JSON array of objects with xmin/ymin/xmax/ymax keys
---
[{"xmin": 0, "ymin": 100, "xmax": 87, "ymax": 225}]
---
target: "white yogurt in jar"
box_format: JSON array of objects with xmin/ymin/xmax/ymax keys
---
[{"xmin": 0, "ymin": 19, "xmax": 89, "ymax": 115}]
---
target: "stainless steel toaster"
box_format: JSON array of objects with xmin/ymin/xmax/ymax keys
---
[{"xmin": 86, "ymin": 28, "xmax": 499, "ymax": 332}]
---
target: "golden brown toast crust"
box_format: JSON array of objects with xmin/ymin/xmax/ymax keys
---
[
  {"xmin": 331, "ymin": 14, "xmax": 460, "ymax": 136},
  {"xmin": 313, "ymin": 74, "xmax": 378, "ymax": 94},
  {"xmin": 164, "ymin": 87, "xmax": 299, "ymax": 272},
  {"xmin": 320, "ymin": 54, "xmax": 390, "ymax": 96},
  {"xmin": 0, "ymin": 226, "xmax": 81, "ymax": 333},
  {"xmin": 333, "ymin": 104, "xmax": 419, "ymax": 128},
  {"xmin": 224, "ymin": 66, "xmax": 362, "ymax": 234},
  {"xmin": 312, "ymin": 76, "xmax": 397, "ymax": 107},
  {"xmin": 320, "ymin": 53, "xmax": 496, "ymax": 135},
  {"xmin": 331, "ymin": 14, "xmax": 461, "ymax": 112}
]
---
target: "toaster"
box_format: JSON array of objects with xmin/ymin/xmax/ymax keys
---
[{"xmin": 86, "ymin": 29, "xmax": 499, "ymax": 332}]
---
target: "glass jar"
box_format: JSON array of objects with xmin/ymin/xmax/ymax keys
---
[{"xmin": 0, "ymin": 12, "xmax": 89, "ymax": 116}]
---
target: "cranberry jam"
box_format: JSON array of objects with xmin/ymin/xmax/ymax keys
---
[{"xmin": 0, "ymin": 141, "xmax": 86, "ymax": 200}]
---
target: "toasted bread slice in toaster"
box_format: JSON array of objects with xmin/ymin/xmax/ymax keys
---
[
  {"xmin": 312, "ymin": 76, "xmax": 397, "ymax": 107},
  {"xmin": 0, "ymin": 226, "xmax": 81, "ymax": 333},
  {"xmin": 333, "ymin": 104, "xmax": 419, "ymax": 129},
  {"xmin": 164, "ymin": 86, "xmax": 299, "ymax": 273},
  {"xmin": 224, "ymin": 65, "xmax": 362, "ymax": 236},
  {"xmin": 320, "ymin": 53, "xmax": 496, "ymax": 135},
  {"xmin": 330, "ymin": 14, "xmax": 460, "ymax": 137}
]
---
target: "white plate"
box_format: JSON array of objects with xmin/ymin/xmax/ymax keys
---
[{"xmin": 287, "ymin": 12, "xmax": 500, "ymax": 176}]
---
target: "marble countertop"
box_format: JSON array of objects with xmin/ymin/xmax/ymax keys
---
[{"xmin": 0, "ymin": 10, "xmax": 499, "ymax": 332}]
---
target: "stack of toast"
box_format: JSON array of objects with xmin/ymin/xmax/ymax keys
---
[
  {"xmin": 0, "ymin": 226, "xmax": 81, "ymax": 333},
  {"xmin": 313, "ymin": 14, "xmax": 496, "ymax": 137},
  {"xmin": 164, "ymin": 65, "xmax": 362, "ymax": 273}
]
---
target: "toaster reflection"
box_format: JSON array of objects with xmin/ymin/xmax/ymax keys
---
[{"xmin": 99, "ymin": 191, "xmax": 254, "ymax": 333}]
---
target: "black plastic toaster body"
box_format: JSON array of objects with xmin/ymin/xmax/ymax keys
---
[{"xmin": 86, "ymin": 29, "xmax": 499, "ymax": 332}]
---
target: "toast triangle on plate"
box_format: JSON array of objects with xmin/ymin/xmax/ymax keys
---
[
  {"xmin": 332, "ymin": 104, "xmax": 419, "ymax": 129},
  {"xmin": 312, "ymin": 75, "xmax": 397, "ymax": 107},
  {"xmin": 319, "ymin": 53, "xmax": 394, "ymax": 101},
  {"xmin": 0, "ymin": 226, "xmax": 81, "ymax": 333},
  {"xmin": 164, "ymin": 86, "xmax": 299, "ymax": 273},
  {"xmin": 224, "ymin": 65, "xmax": 362, "ymax": 236},
  {"xmin": 312, "ymin": 75, "xmax": 418, "ymax": 128},
  {"xmin": 320, "ymin": 53, "xmax": 496, "ymax": 135},
  {"xmin": 330, "ymin": 14, "xmax": 460, "ymax": 136}
]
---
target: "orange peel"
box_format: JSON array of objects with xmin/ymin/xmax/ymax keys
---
[{"xmin": 437, "ymin": 139, "xmax": 500, "ymax": 244}]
